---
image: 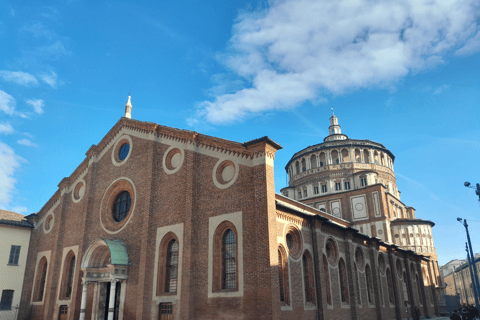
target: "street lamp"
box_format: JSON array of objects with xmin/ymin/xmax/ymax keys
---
[
  {"xmin": 458, "ymin": 217, "xmax": 480, "ymax": 306},
  {"xmin": 464, "ymin": 182, "xmax": 480, "ymax": 202}
]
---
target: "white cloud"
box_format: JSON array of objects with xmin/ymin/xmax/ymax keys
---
[
  {"xmin": 196, "ymin": 0, "xmax": 480, "ymax": 123},
  {"xmin": 36, "ymin": 41, "xmax": 69, "ymax": 59},
  {"xmin": 26, "ymin": 99, "xmax": 45, "ymax": 114},
  {"xmin": 433, "ymin": 84, "xmax": 451, "ymax": 95},
  {"xmin": 20, "ymin": 22, "xmax": 54, "ymax": 39},
  {"xmin": 17, "ymin": 139, "xmax": 37, "ymax": 148},
  {"xmin": 10, "ymin": 206, "xmax": 28, "ymax": 214},
  {"xmin": 456, "ymin": 29, "xmax": 480, "ymax": 56},
  {"xmin": 0, "ymin": 70, "xmax": 38, "ymax": 86},
  {"xmin": 0, "ymin": 142, "xmax": 24, "ymax": 207},
  {"xmin": 0, "ymin": 91, "xmax": 16, "ymax": 115},
  {"xmin": 0, "ymin": 122, "xmax": 14, "ymax": 134},
  {"xmin": 40, "ymin": 71, "xmax": 57, "ymax": 88}
]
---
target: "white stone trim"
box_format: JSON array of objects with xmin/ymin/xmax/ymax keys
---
[
  {"xmin": 162, "ymin": 146, "xmax": 184, "ymax": 175},
  {"xmin": 43, "ymin": 212, "xmax": 55, "ymax": 234},
  {"xmin": 208, "ymin": 211, "xmax": 243, "ymax": 298},
  {"xmin": 72, "ymin": 178, "xmax": 86, "ymax": 203},
  {"xmin": 31, "ymin": 250, "xmax": 51, "ymax": 304}
]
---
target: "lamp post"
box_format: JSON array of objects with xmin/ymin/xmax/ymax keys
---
[
  {"xmin": 465, "ymin": 242, "xmax": 479, "ymax": 306},
  {"xmin": 458, "ymin": 217, "xmax": 480, "ymax": 306},
  {"xmin": 464, "ymin": 182, "xmax": 480, "ymax": 202}
]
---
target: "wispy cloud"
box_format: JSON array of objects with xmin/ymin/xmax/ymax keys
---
[
  {"xmin": 35, "ymin": 41, "xmax": 70, "ymax": 59},
  {"xmin": 0, "ymin": 91, "xmax": 16, "ymax": 115},
  {"xmin": 433, "ymin": 84, "xmax": 451, "ymax": 95},
  {"xmin": 0, "ymin": 71, "xmax": 38, "ymax": 86},
  {"xmin": 40, "ymin": 71, "xmax": 57, "ymax": 88},
  {"xmin": 456, "ymin": 30, "xmax": 480, "ymax": 56},
  {"xmin": 193, "ymin": 0, "xmax": 480, "ymax": 124},
  {"xmin": 0, "ymin": 142, "xmax": 24, "ymax": 207},
  {"xmin": 0, "ymin": 122, "xmax": 14, "ymax": 134},
  {"xmin": 17, "ymin": 139, "xmax": 37, "ymax": 148},
  {"xmin": 26, "ymin": 99, "xmax": 45, "ymax": 114},
  {"xmin": 20, "ymin": 22, "xmax": 54, "ymax": 39}
]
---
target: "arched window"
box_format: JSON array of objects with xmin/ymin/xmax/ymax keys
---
[
  {"xmin": 363, "ymin": 149, "xmax": 370, "ymax": 163},
  {"xmin": 278, "ymin": 246, "xmax": 290, "ymax": 305},
  {"xmin": 310, "ymin": 154, "xmax": 317, "ymax": 169},
  {"xmin": 341, "ymin": 149, "xmax": 349, "ymax": 162},
  {"xmin": 365, "ymin": 264, "xmax": 373, "ymax": 304},
  {"xmin": 34, "ymin": 256, "xmax": 48, "ymax": 302},
  {"xmin": 339, "ymin": 258, "xmax": 349, "ymax": 304},
  {"xmin": 295, "ymin": 161, "xmax": 300, "ymax": 174},
  {"xmin": 222, "ymin": 230, "xmax": 236, "ymax": 289},
  {"xmin": 166, "ymin": 239, "xmax": 179, "ymax": 293},
  {"xmin": 65, "ymin": 255, "xmax": 75, "ymax": 298},
  {"xmin": 354, "ymin": 262, "xmax": 361, "ymax": 305},
  {"xmin": 302, "ymin": 251, "xmax": 315, "ymax": 304},
  {"xmin": 386, "ymin": 268, "xmax": 395, "ymax": 304},
  {"xmin": 319, "ymin": 153, "xmax": 325, "ymax": 167},
  {"xmin": 301, "ymin": 158, "xmax": 306, "ymax": 172},
  {"xmin": 323, "ymin": 254, "xmax": 332, "ymax": 305},
  {"xmin": 355, "ymin": 149, "xmax": 361, "ymax": 162},
  {"xmin": 331, "ymin": 150, "xmax": 339, "ymax": 164},
  {"xmin": 157, "ymin": 232, "xmax": 180, "ymax": 296}
]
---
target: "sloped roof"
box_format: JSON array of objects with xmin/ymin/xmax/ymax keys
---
[{"xmin": 0, "ymin": 209, "xmax": 34, "ymax": 228}]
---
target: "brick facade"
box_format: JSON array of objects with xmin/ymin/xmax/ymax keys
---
[{"xmin": 18, "ymin": 117, "xmax": 439, "ymax": 319}]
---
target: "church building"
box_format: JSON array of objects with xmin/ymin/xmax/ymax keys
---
[{"xmin": 19, "ymin": 98, "xmax": 442, "ymax": 319}]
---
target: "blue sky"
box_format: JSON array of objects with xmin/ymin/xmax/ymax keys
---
[{"xmin": 1, "ymin": 0, "xmax": 480, "ymax": 265}]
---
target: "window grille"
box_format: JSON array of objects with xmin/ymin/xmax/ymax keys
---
[
  {"xmin": 165, "ymin": 239, "xmax": 178, "ymax": 293},
  {"xmin": 222, "ymin": 230, "xmax": 236, "ymax": 289},
  {"xmin": 8, "ymin": 245, "xmax": 21, "ymax": 265},
  {"xmin": 112, "ymin": 191, "xmax": 131, "ymax": 222},
  {"xmin": 159, "ymin": 303, "xmax": 173, "ymax": 320},
  {"xmin": 59, "ymin": 305, "xmax": 68, "ymax": 314}
]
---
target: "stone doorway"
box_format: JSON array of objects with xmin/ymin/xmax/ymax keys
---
[{"xmin": 79, "ymin": 240, "xmax": 129, "ymax": 320}]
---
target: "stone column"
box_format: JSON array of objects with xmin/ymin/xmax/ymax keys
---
[
  {"xmin": 107, "ymin": 280, "xmax": 117, "ymax": 320},
  {"xmin": 79, "ymin": 281, "xmax": 89, "ymax": 320}
]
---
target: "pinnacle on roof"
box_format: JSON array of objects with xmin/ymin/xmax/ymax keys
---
[{"xmin": 125, "ymin": 95, "xmax": 132, "ymax": 119}]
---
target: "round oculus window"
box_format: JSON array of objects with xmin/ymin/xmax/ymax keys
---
[
  {"xmin": 119, "ymin": 143, "xmax": 130, "ymax": 161},
  {"xmin": 112, "ymin": 191, "xmax": 131, "ymax": 222}
]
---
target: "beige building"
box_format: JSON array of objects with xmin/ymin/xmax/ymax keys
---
[
  {"xmin": 281, "ymin": 113, "xmax": 445, "ymax": 310},
  {"xmin": 0, "ymin": 210, "xmax": 33, "ymax": 320}
]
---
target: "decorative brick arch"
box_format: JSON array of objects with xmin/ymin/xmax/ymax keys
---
[
  {"xmin": 212, "ymin": 220, "xmax": 238, "ymax": 292},
  {"xmin": 157, "ymin": 231, "xmax": 179, "ymax": 296},
  {"xmin": 33, "ymin": 256, "xmax": 48, "ymax": 302},
  {"xmin": 59, "ymin": 250, "xmax": 76, "ymax": 300}
]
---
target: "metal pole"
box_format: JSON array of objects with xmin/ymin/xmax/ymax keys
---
[
  {"xmin": 466, "ymin": 242, "xmax": 479, "ymax": 306},
  {"xmin": 464, "ymin": 219, "xmax": 480, "ymax": 305},
  {"xmin": 453, "ymin": 266, "xmax": 459, "ymax": 295}
]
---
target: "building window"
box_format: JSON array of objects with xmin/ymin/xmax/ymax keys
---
[
  {"xmin": 118, "ymin": 143, "xmax": 130, "ymax": 161},
  {"xmin": 112, "ymin": 191, "xmax": 131, "ymax": 222},
  {"xmin": 386, "ymin": 268, "xmax": 395, "ymax": 304},
  {"xmin": 222, "ymin": 230, "xmax": 236, "ymax": 290},
  {"xmin": 303, "ymin": 189, "xmax": 307, "ymax": 197},
  {"xmin": 303, "ymin": 251, "xmax": 315, "ymax": 304},
  {"xmin": 34, "ymin": 256, "xmax": 48, "ymax": 302},
  {"xmin": 58, "ymin": 305, "xmax": 68, "ymax": 318},
  {"xmin": 165, "ymin": 239, "xmax": 179, "ymax": 293},
  {"xmin": 314, "ymin": 186, "xmax": 319, "ymax": 194},
  {"xmin": 361, "ymin": 178, "xmax": 367, "ymax": 187},
  {"xmin": 298, "ymin": 192, "xmax": 302, "ymax": 199},
  {"xmin": 365, "ymin": 264, "xmax": 374, "ymax": 304},
  {"xmin": 278, "ymin": 247, "xmax": 290, "ymax": 305},
  {"xmin": 344, "ymin": 181, "xmax": 350, "ymax": 190},
  {"xmin": 159, "ymin": 303, "xmax": 173, "ymax": 320},
  {"xmin": 0, "ymin": 290, "xmax": 13, "ymax": 310},
  {"xmin": 8, "ymin": 245, "xmax": 21, "ymax": 265},
  {"xmin": 323, "ymin": 255, "xmax": 332, "ymax": 305},
  {"xmin": 339, "ymin": 258, "xmax": 349, "ymax": 304},
  {"xmin": 321, "ymin": 185, "xmax": 327, "ymax": 193},
  {"xmin": 335, "ymin": 183, "xmax": 341, "ymax": 191},
  {"xmin": 62, "ymin": 253, "xmax": 76, "ymax": 299}
]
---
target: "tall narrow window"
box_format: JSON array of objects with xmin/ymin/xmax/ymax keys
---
[
  {"xmin": 0, "ymin": 290, "xmax": 14, "ymax": 310},
  {"xmin": 365, "ymin": 264, "xmax": 374, "ymax": 304},
  {"xmin": 322, "ymin": 185, "xmax": 327, "ymax": 193},
  {"xmin": 323, "ymin": 255, "xmax": 332, "ymax": 305},
  {"xmin": 339, "ymin": 258, "xmax": 349, "ymax": 304},
  {"xmin": 344, "ymin": 181, "xmax": 351, "ymax": 190},
  {"xmin": 314, "ymin": 186, "xmax": 319, "ymax": 194},
  {"xmin": 222, "ymin": 230, "xmax": 236, "ymax": 289},
  {"xmin": 35, "ymin": 258, "xmax": 48, "ymax": 302},
  {"xmin": 386, "ymin": 268, "xmax": 395, "ymax": 304},
  {"xmin": 361, "ymin": 178, "xmax": 367, "ymax": 187},
  {"xmin": 303, "ymin": 251, "xmax": 315, "ymax": 304},
  {"xmin": 8, "ymin": 245, "xmax": 21, "ymax": 265},
  {"xmin": 354, "ymin": 262, "xmax": 361, "ymax": 305},
  {"xmin": 278, "ymin": 248, "xmax": 290, "ymax": 305},
  {"xmin": 335, "ymin": 183, "xmax": 341, "ymax": 191},
  {"xmin": 65, "ymin": 256, "xmax": 76, "ymax": 298},
  {"xmin": 165, "ymin": 239, "xmax": 178, "ymax": 293}
]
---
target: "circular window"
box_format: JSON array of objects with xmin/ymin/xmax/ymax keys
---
[
  {"xmin": 285, "ymin": 224, "xmax": 302, "ymax": 259},
  {"xmin": 112, "ymin": 191, "xmax": 131, "ymax": 222},
  {"xmin": 100, "ymin": 177, "xmax": 136, "ymax": 234},
  {"xmin": 325, "ymin": 238, "xmax": 338, "ymax": 266},
  {"xmin": 355, "ymin": 247, "xmax": 365, "ymax": 271},
  {"xmin": 119, "ymin": 143, "xmax": 130, "ymax": 161},
  {"xmin": 378, "ymin": 255, "xmax": 386, "ymax": 275}
]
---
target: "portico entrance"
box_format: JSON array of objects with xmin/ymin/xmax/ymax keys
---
[{"xmin": 79, "ymin": 240, "xmax": 129, "ymax": 320}]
